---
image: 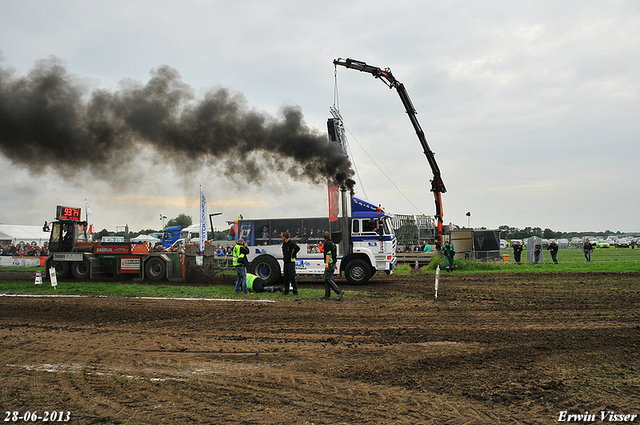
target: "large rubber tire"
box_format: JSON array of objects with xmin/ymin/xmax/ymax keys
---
[
  {"xmin": 249, "ymin": 255, "xmax": 281, "ymax": 285},
  {"xmin": 71, "ymin": 259, "xmax": 91, "ymax": 280},
  {"xmin": 145, "ymin": 257, "xmax": 166, "ymax": 281},
  {"xmin": 50, "ymin": 261, "xmax": 70, "ymax": 280},
  {"xmin": 344, "ymin": 259, "xmax": 372, "ymax": 284}
]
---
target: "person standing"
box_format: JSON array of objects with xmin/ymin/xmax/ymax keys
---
[
  {"xmin": 442, "ymin": 240, "xmax": 455, "ymax": 272},
  {"xmin": 513, "ymin": 241, "xmax": 523, "ymax": 264},
  {"xmin": 233, "ymin": 238, "xmax": 251, "ymax": 294},
  {"xmin": 547, "ymin": 240, "xmax": 559, "ymax": 264},
  {"xmin": 583, "ymin": 239, "xmax": 593, "ymax": 262},
  {"xmin": 281, "ymin": 231, "xmax": 300, "ymax": 296},
  {"xmin": 534, "ymin": 242, "xmax": 542, "ymax": 263},
  {"xmin": 321, "ymin": 232, "xmax": 344, "ymax": 300}
]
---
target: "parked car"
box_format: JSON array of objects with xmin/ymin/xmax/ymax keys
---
[{"xmin": 615, "ymin": 238, "xmax": 631, "ymax": 248}]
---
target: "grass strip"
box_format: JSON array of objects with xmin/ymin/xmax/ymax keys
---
[{"xmin": 0, "ymin": 279, "xmax": 340, "ymax": 300}]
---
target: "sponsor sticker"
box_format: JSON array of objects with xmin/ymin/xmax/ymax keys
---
[{"xmin": 120, "ymin": 257, "xmax": 141, "ymax": 271}]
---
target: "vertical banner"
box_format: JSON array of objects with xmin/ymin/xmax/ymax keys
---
[
  {"xmin": 85, "ymin": 199, "xmax": 93, "ymax": 237},
  {"xmin": 199, "ymin": 185, "xmax": 207, "ymax": 253},
  {"xmin": 328, "ymin": 180, "xmax": 340, "ymax": 222}
]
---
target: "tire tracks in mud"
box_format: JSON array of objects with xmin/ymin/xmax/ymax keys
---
[{"xmin": 2, "ymin": 272, "xmax": 639, "ymax": 424}]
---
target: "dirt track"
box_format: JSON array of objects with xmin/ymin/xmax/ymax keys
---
[{"xmin": 1, "ymin": 271, "xmax": 639, "ymax": 424}]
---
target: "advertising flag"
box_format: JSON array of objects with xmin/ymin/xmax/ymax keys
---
[
  {"xmin": 200, "ymin": 185, "xmax": 207, "ymax": 252},
  {"xmin": 85, "ymin": 198, "xmax": 93, "ymax": 236}
]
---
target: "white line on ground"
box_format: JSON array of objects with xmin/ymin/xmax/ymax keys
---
[{"xmin": 0, "ymin": 293, "xmax": 276, "ymax": 303}]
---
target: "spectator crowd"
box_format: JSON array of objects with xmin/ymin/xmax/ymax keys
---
[{"xmin": 0, "ymin": 242, "xmax": 49, "ymax": 257}]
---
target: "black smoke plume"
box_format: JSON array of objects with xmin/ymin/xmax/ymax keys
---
[{"xmin": 0, "ymin": 56, "xmax": 355, "ymax": 190}]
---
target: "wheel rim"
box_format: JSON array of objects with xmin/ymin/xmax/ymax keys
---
[
  {"xmin": 350, "ymin": 265, "xmax": 365, "ymax": 281},
  {"xmin": 256, "ymin": 262, "xmax": 272, "ymax": 279},
  {"xmin": 150, "ymin": 262, "xmax": 163, "ymax": 276}
]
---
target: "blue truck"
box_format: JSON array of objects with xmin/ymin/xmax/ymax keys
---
[{"xmin": 161, "ymin": 226, "xmax": 182, "ymax": 249}]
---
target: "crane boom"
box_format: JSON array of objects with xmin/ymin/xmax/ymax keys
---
[{"xmin": 334, "ymin": 58, "xmax": 446, "ymax": 244}]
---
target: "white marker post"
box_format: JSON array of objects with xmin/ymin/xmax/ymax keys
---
[
  {"xmin": 34, "ymin": 271, "xmax": 42, "ymax": 285},
  {"xmin": 434, "ymin": 265, "xmax": 440, "ymax": 300},
  {"xmin": 49, "ymin": 267, "xmax": 57, "ymax": 290}
]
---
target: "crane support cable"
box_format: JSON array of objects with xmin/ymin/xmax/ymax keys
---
[
  {"xmin": 343, "ymin": 136, "xmax": 368, "ymax": 200},
  {"xmin": 343, "ymin": 126, "xmax": 424, "ymax": 215}
]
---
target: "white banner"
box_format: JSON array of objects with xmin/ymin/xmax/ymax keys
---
[
  {"xmin": 199, "ymin": 185, "xmax": 207, "ymax": 253},
  {"xmin": 0, "ymin": 257, "xmax": 41, "ymax": 267}
]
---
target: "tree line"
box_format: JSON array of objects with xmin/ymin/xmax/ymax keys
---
[{"xmin": 492, "ymin": 225, "xmax": 636, "ymax": 240}]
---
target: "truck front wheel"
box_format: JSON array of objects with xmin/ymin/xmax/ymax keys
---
[
  {"xmin": 71, "ymin": 259, "xmax": 90, "ymax": 279},
  {"xmin": 345, "ymin": 259, "xmax": 371, "ymax": 284},
  {"xmin": 145, "ymin": 258, "xmax": 166, "ymax": 281},
  {"xmin": 250, "ymin": 255, "xmax": 281, "ymax": 285}
]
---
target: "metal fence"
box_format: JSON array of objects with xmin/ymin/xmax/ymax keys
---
[{"xmin": 390, "ymin": 214, "xmax": 436, "ymax": 245}]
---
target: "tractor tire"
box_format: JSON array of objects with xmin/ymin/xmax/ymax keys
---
[
  {"xmin": 344, "ymin": 259, "xmax": 371, "ymax": 284},
  {"xmin": 249, "ymin": 255, "xmax": 281, "ymax": 285},
  {"xmin": 71, "ymin": 259, "xmax": 91, "ymax": 280},
  {"xmin": 145, "ymin": 257, "xmax": 166, "ymax": 281},
  {"xmin": 50, "ymin": 261, "xmax": 70, "ymax": 280}
]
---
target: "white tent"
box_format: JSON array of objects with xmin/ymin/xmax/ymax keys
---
[
  {"xmin": 131, "ymin": 234, "xmax": 161, "ymax": 244},
  {"xmin": 0, "ymin": 224, "xmax": 51, "ymax": 246}
]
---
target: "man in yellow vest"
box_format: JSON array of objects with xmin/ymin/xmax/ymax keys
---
[
  {"xmin": 233, "ymin": 238, "xmax": 250, "ymax": 294},
  {"xmin": 246, "ymin": 273, "xmax": 282, "ymax": 293}
]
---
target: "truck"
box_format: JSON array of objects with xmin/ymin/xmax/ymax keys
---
[
  {"xmin": 238, "ymin": 110, "xmax": 397, "ymax": 285},
  {"xmin": 333, "ymin": 58, "xmax": 447, "ymax": 245},
  {"xmin": 161, "ymin": 225, "xmax": 182, "ymax": 248},
  {"xmin": 45, "ymin": 206, "xmax": 185, "ymax": 282},
  {"xmin": 240, "ymin": 196, "xmax": 396, "ymax": 285}
]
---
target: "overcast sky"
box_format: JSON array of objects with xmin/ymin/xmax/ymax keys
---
[{"xmin": 1, "ymin": 0, "xmax": 639, "ymax": 234}]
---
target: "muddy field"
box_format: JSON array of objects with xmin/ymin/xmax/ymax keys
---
[{"xmin": 1, "ymin": 271, "xmax": 639, "ymax": 424}]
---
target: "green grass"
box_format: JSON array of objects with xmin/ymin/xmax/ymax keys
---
[
  {"xmin": 0, "ymin": 278, "xmax": 347, "ymax": 300},
  {"xmin": 420, "ymin": 247, "xmax": 640, "ymax": 273},
  {"xmin": 0, "ymin": 266, "xmax": 45, "ymax": 272}
]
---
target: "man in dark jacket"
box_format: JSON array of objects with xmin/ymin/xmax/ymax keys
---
[
  {"xmin": 513, "ymin": 241, "xmax": 523, "ymax": 264},
  {"xmin": 584, "ymin": 239, "xmax": 593, "ymax": 262},
  {"xmin": 281, "ymin": 231, "xmax": 300, "ymax": 296},
  {"xmin": 547, "ymin": 240, "xmax": 559, "ymax": 264},
  {"xmin": 534, "ymin": 242, "xmax": 543, "ymax": 263},
  {"xmin": 321, "ymin": 231, "xmax": 344, "ymax": 300}
]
